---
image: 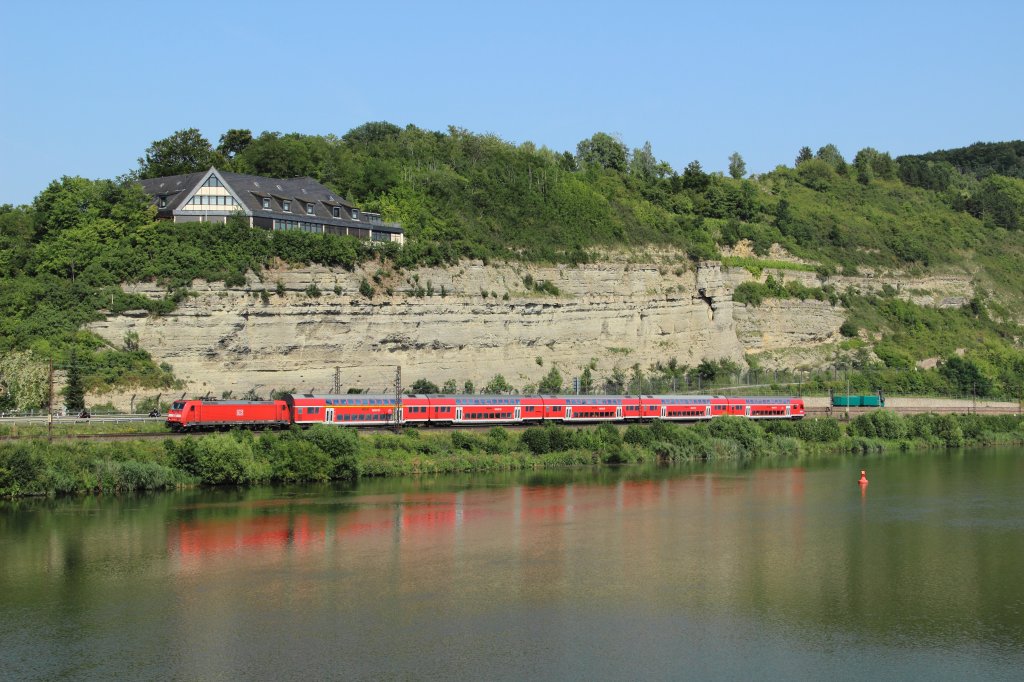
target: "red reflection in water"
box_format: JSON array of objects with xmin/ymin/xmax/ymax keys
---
[
  {"xmin": 173, "ymin": 515, "xmax": 320, "ymax": 558},
  {"xmin": 169, "ymin": 471, "xmax": 807, "ymax": 565}
]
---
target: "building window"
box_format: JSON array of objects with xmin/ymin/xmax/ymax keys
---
[
  {"xmin": 282, "ymin": 200, "xmax": 291, "ymax": 212},
  {"xmin": 262, "ymin": 197, "xmax": 271, "ymax": 210},
  {"xmin": 306, "ymin": 203, "xmax": 314, "ymax": 215},
  {"xmin": 186, "ymin": 195, "xmax": 236, "ymax": 207},
  {"xmin": 158, "ymin": 196, "xmax": 167, "ymax": 208},
  {"xmin": 332, "ymin": 207, "xmax": 340, "ymax": 218},
  {"xmin": 351, "ymin": 209, "xmax": 359, "ymax": 221},
  {"xmin": 203, "ymin": 176, "xmax": 221, "ymax": 188}
]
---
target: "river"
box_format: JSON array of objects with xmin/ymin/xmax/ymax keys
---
[{"xmin": 2, "ymin": 449, "xmax": 1022, "ymax": 680}]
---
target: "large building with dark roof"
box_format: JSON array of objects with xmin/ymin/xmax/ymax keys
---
[{"xmin": 139, "ymin": 167, "xmax": 403, "ymax": 244}]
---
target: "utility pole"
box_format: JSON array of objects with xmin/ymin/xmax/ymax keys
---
[
  {"xmin": 333, "ymin": 366, "xmax": 341, "ymax": 394},
  {"xmin": 48, "ymin": 356, "xmax": 54, "ymax": 442},
  {"xmin": 393, "ymin": 366, "xmax": 402, "ymax": 431},
  {"xmin": 846, "ymin": 367, "xmax": 850, "ymax": 421}
]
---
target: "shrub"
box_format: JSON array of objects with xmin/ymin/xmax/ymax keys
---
[
  {"xmin": 266, "ymin": 437, "xmax": 332, "ymax": 482},
  {"xmin": 0, "ymin": 444, "xmax": 44, "ymax": 496},
  {"xmin": 520, "ymin": 427, "xmax": 550, "ymax": 455},
  {"xmin": 934, "ymin": 415, "xmax": 964, "ymax": 447},
  {"xmin": 707, "ymin": 416, "xmax": 765, "ymax": 454},
  {"xmin": 848, "ymin": 410, "xmax": 907, "ymax": 440},
  {"xmin": 623, "ymin": 423, "xmax": 652, "ymax": 446},
  {"xmin": 839, "ymin": 320, "xmax": 859, "ymax": 337},
  {"xmin": 451, "ymin": 431, "xmax": 479, "ymax": 451},
  {"xmin": 301, "ymin": 425, "xmax": 361, "ymax": 478},
  {"xmin": 191, "ymin": 434, "xmax": 268, "ymax": 484}
]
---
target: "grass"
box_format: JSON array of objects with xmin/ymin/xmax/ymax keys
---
[
  {"xmin": 721, "ymin": 256, "xmax": 819, "ymax": 275},
  {"xmin": 0, "ymin": 420, "xmax": 168, "ymax": 438}
]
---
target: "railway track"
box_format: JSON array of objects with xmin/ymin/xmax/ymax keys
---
[
  {"xmin": 1, "ymin": 404, "xmax": 1020, "ymax": 443},
  {"xmin": 805, "ymin": 406, "xmax": 1022, "ymax": 418}
]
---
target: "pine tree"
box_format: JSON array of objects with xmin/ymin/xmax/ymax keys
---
[{"xmin": 64, "ymin": 351, "xmax": 85, "ymax": 412}]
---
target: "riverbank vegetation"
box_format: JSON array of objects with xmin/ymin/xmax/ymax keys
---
[{"xmin": 2, "ymin": 413, "xmax": 1021, "ymax": 497}]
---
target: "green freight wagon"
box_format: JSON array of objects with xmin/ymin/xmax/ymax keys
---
[{"xmin": 831, "ymin": 394, "xmax": 885, "ymax": 408}]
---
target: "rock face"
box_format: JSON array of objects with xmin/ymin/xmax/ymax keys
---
[{"xmin": 85, "ymin": 252, "xmax": 971, "ymax": 407}]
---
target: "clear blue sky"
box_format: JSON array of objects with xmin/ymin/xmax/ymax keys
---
[{"xmin": 1, "ymin": 0, "xmax": 1021, "ymax": 205}]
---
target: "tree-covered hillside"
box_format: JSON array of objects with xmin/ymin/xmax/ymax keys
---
[{"xmin": 2, "ymin": 124, "xmax": 1024, "ymax": 408}]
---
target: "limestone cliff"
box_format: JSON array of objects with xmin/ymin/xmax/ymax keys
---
[{"xmin": 85, "ymin": 251, "xmax": 970, "ymax": 406}]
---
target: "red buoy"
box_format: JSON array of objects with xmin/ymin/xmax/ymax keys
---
[{"xmin": 858, "ymin": 470, "xmax": 869, "ymax": 485}]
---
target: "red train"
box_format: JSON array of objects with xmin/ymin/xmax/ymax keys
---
[{"xmin": 167, "ymin": 394, "xmax": 804, "ymax": 431}]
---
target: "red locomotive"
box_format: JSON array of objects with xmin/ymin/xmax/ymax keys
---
[{"xmin": 167, "ymin": 393, "xmax": 804, "ymax": 431}]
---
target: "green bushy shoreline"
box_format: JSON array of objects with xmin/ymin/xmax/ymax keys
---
[{"xmin": 2, "ymin": 413, "xmax": 1022, "ymax": 498}]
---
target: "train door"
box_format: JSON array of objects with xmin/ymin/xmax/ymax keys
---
[
  {"xmin": 325, "ymin": 408, "xmax": 334, "ymax": 424},
  {"xmin": 565, "ymin": 407, "xmax": 572, "ymax": 420},
  {"xmin": 661, "ymin": 405, "xmax": 667, "ymax": 419},
  {"xmin": 786, "ymin": 405, "xmax": 791, "ymax": 417},
  {"xmin": 514, "ymin": 407, "xmax": 521, "ymax": 421},
  {"xmin": 615, "ymin": 406, "xmax": 623, "ymax": 420},
  {"xmin": 456, "ymin": 407, "xmax": 463, "ymax": 423},
  {"xmin": 745, "ymin": 405, "xmax": 751, "ymax": 417},
  {"xmin": 396, "ymin": 406, "xmax": 404, "ymax": 425},
  {"xmin": 704, "ymin": 405, "xmax": 711, "ymax": 418}
]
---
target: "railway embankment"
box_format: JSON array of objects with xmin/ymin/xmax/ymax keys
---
[{"xmin": 3, "ymin": 412, "xmax": 1022, "ymax": 498}]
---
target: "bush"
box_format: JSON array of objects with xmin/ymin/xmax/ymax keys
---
[
  {"xmin": 265, "ymin": 436, "xmax": 332, "ymax": 482},
  {"xmin": 707, "ymin": 416, "xmax": 765, "ymax": 454},
  {"xmin": 520, "ymin": 427, "xmax": 550, "ymax": 455},
  {"xmin": 0, "ymin": 444, "xmax": 44, "ymax": 496},
  {"xmin": 934, "ymin": 415, "xmax": 964, "ymax": 447},
  {"xmin": 622, "ymin": 423, "xmax": 648, "ymax": 446},
  {"xmin": 301, "ymin": 425, "xmax": 361, "ymax": 478},
  {"xmin": 839, "ymin": 320, "xmax": 859, "ymax": 338},
  {"xmin": 450, "ymin": 430, "xmax": 480, "ymax": 451},
  {"xmin": 848, "ymin": 410, "xmax": 907, "ymax": 440},
  {"xmin": 191, "ymin": 434, "xmax": 268, "ymax": 484}
]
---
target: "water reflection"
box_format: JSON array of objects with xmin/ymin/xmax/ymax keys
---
[{"xmin": 2, "ymin": 453, "xmax": 1022, "ymax": 680}]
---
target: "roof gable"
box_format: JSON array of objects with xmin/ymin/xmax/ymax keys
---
[{"xmin": 174, "ymin": 168, "xmax": 248, "ymax": 214}]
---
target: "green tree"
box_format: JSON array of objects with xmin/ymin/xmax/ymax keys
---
[
  {"xmin": 538, "ymin": 366, "xmax": 563, "ymax": 393},
  {"xmin": 939, "ymin": 355, "xmax": 994, "ymax": 397},
  {"xmin": 484, "ymin": 374, "xmax": 513, "ymax": 394},
  {"xmin": 0, "ymin": 351, "xmax": 48, "ymax": 410},
  {"xmin": 728, "ymin": 152, "xmax": 746, "ymax": 179},
  {"xmin": 681, "ymin": 160, "xmax": 710, "ymax": 191},
  {"xmin": 796, "ymin": 158, "xmax": 835, "ymax": 191},
  {"xmin": 463, "ymin": 380, "xmax": 475, "ymax": 394},
  {"xmin": 975, "ymin": 175, "xmax": 1024, "ymax": 230},
  {"xmin": 217, "ymin": 129, "xmax": 253, "ymax": 159},
  {"xmin": 64, "ymin": 350, "xmax": 85, "ymax": 412},
  {"xmin": 795, "ymin": 146, "xmax": 813, "ymax": 165},
  {"xmin": 629, "ymin": 141, "xmax": 658, "ymax": 182},
  {"xmin": 815, "ymin": 144, "xmax": 847, "ymax": 172},
  {"xmin": 441, "ymin": 379, "xmax": 457, "ymax": 394},
  {"xmin": 579, "ymin": 365, "xmax": 594, "ymax": 394},
  {"xmin": 576, "ymin": 132, "xmax": 628, "ymax": 172},
  {"xmin": 137, "ymin": 128, "xmax": 225, "ymax": 179},
  {"xmin": 409, "ymin": 378, "xmax": 440, "ymax": 394}
]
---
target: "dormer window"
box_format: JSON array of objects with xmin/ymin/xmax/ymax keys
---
[
  {"xmin": 306, "ymin": 203, "xmax": 314, "ymax": 215},
  {"xmin": 262, "ymin": 197, "xmax": 271, "ymax": 210},
  {"xmin": 158, "ymin": 196, "xmax": 167, "ymax": 208},
  {"xmin": 351, "ymin": 209, "xmax": 359, "ymax": 221},
  {"xmin": 282, "ymin": 200, "xmax": 291, "ymax": 212},
  {"xmin": 332, "ymin": 207, "xmax": 341, "ymax": 218}
]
